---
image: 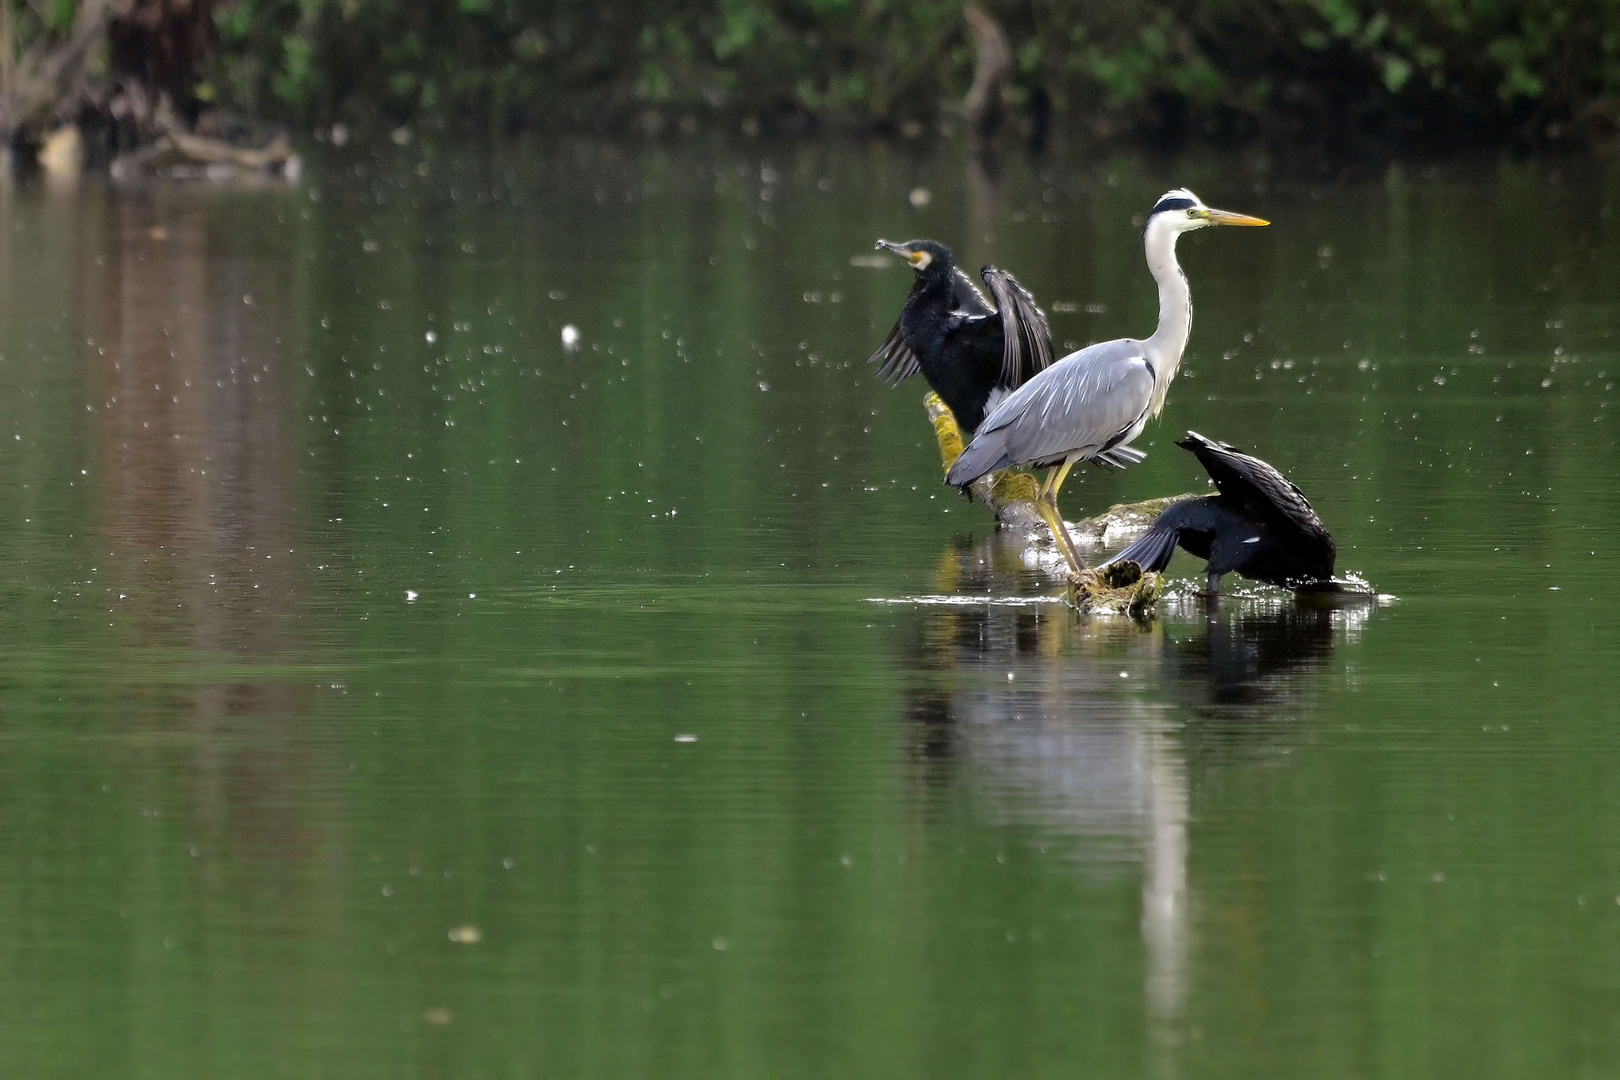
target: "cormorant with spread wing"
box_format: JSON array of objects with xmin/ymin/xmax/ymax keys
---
[
  {"xmin": 1101, "ymin": 431, "xmax": 1335, "ymax": 594},
  {"xmin": 868, "ymin": 239, "xmax": 1054, "ymax": 435}
]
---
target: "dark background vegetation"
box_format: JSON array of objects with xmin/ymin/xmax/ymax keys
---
[{"xmin": 7, "ymin": 0, "xmax": 1620, "ymax": 148}]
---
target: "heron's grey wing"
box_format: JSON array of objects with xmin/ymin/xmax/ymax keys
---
[
  {"xmin": 981, "ymin": 265, "xmax": 1052, "ymax": 387},
  {"xmin": 950, "ymin": 341, "xmax": 1155, "ymax": 483},
  {"xmin": 1178, "ymin": 431, "xmax": 1329, "ymax": 538},
  {"xmin": 868, "ymin": 317, "xmax": 920, "ymax": 385},
  {"xmin": 951, "ymin": 267, "xmax": 994, "ymax": 317}
]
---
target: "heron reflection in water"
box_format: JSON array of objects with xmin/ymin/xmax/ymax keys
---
[{"xmin": 891, "ymin": 535, "xmax": 1372, "ymax": 1067}]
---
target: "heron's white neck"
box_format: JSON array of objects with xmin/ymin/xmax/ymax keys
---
[{"xmin": 1142, "ymin": 219, "xmax": 1192, "ymax": 417}]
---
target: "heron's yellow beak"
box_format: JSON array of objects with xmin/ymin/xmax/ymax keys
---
[{"xmin": 1202, "ymin": 208, "xmax": 1270, "ymax": 227}]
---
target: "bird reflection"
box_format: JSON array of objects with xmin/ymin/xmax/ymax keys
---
[
  {"xmin": 892, "ymin": 536, "xmax": 1374, "ymax": 1074},
  {"xmin": 1159, "ymin": 601, "xmax": 1353, "ymax": 716}
]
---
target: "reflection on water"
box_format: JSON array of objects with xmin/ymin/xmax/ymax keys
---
[
  {"xmin": 898, "ymin": 536, "xmax": 1375, "ymax": 1073},
  {"xmin": 0, "ymin": 185, "xmax": 350, "ymax": 1071},
  {"xmin": 92, "ymin": 193, "xmax": 318, "ymax": 867},
  {"xmin": 1160, "ymin": 601, "xmax": 1367, "ymax": 716},
  {"xmin": 97, "ymin": 197, "xmax": 304, "ymax": 636}
]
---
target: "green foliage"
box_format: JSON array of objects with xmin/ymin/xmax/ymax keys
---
[
  {"xmin": 208, "ymin": 1, "xmax": 1620, "ymax": 138},
  {"xmin": 15, "ymin": 0, "xmax": 1620, "ymax": 138}
]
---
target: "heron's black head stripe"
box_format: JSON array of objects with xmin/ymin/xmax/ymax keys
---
[
  {"xmin": 1139, "ymin": 197, "xmax": 1200, "ymax": 250},
  {"xmin": 1149, "ymin": 196, "xmax": 1198, "ymax": 216}
]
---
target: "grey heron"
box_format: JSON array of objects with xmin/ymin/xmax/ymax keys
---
[
  {"xmin": 1099, "ymin": 431, "xmax": 1335, "ymax": 594},
  {"xmin": 945, "ymin": 189, "xmax": 1269, "ymax": 572}
]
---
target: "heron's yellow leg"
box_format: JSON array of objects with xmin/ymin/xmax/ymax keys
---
[
  {"xmin": 1033, "ymin": 463, "xmax": 1073, "ymax": 559},
  {"xmin": 1039, "ymin": 459, "xmax": 1086, "ymax": 571},
  {"xmin": 1030, "ymin": 466, "xmax": 1080, "ymax": 570},
  {"xmin": 1046, "ymin": 458, "xmax": 1078, "ymax": 500},
  {"xmin": 1034, "ymin": 498, "xmax": 1083, "ymax": 574}
]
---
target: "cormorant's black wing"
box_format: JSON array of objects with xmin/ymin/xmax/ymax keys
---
[
  {"xmin": 1176, "ymin": 431, "xmax": 1330, "ymax": 540},
  {"xmin": 868, "ymin": 318, "xmax": 920, "ymax": 385},
  {"xmin": 980, "ymin": 265, "xmax": 1052, "ymax": 387},
  {"xmin": 870, "ymin": 266, "xmax": 989, "ymax": 386},
  {"xmin": 951, "ymin": 267, "xmax": 995, "ymax": 317}
]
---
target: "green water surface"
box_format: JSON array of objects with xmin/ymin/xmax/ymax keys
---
[{"xmin": 0, "ymin": 140, "xmax": 1617, "ymax": 1078}]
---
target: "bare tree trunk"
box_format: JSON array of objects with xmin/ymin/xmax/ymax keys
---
[
  {"xmin": 962, "ymin": 5, "xmax": 1009, "ymax": 145},
  {"xmin": 0, "ymin": 0, "xmax": 215, "ymax": 146},
  {"xmin": 0, "ymin": 0, "xmax": 113, "ymax": 141}
]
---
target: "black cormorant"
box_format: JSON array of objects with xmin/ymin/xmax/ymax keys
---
[
  {"xmin": 869, "ymin": 238, "xmax": 1052, "ymax": 436},
  {"xmin": 1101, "ymin": 431, "xmax": 1335, "ymax": 593}
]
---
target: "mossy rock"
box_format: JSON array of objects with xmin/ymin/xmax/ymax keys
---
[{"xmin": 1066, "ymin": 560, "xmax": 1164, "ymax": 617}]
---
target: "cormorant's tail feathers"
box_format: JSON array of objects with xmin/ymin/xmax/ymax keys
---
[{"xmin": 1098, "ymin": 526, "xmax": 1181, "ymax": 574}]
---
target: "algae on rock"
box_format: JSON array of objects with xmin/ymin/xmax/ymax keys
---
[{"xmin": 1066, "ymin": 559, "xmax": 1165, "ymax": 616}]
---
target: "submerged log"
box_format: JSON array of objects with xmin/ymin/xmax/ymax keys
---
[
  {"xmin": 109, "ymin": 127, "xmax": 295, "ymax": 180},
  {"xmin": 1067, "ymin": 494, "xmax": 1189, "ymax": 550},
  {"xmin": 921, "ymin": 393, "xmax": 1381, "ymax": 609}
]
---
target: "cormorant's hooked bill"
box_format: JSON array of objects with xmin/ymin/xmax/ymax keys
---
[{"xmin": 876, "ymin": 238, "xmax": 940, "ymax": 271}]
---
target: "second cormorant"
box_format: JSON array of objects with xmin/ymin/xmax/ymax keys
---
[{"xmin": 1100, "ymin": 431, "xmax": 1335, "ymax": 593}]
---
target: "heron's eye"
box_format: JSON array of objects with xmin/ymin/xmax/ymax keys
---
[{"xmin": 1186, "ymin": 208, "xmax": 1198, "ymax": 218}]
